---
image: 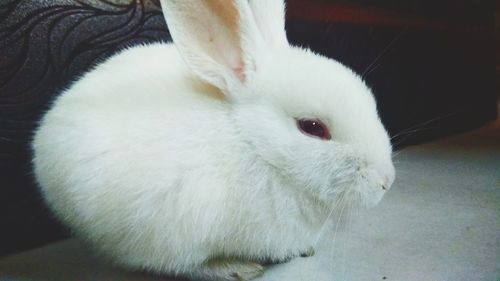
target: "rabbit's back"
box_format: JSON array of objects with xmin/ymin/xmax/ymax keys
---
[{"xmin": 32, "ymin": 43, "xmax": 242, "ymax": 268}]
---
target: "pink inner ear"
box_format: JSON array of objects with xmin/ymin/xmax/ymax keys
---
[{"xmin": 232, "ymin": 60, "xmax": 245, "ymax": 82}]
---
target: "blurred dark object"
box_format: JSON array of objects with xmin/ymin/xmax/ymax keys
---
[
  {"xmin": 0, "ymin": 0, "xmax": 169, "ymax": 257},
  {"xmin": 0, "ymin": 0, "xmax": 496, "ymax": 256}
]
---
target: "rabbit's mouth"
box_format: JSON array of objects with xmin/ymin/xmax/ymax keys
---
[{"xmin": 349, "ymin": 168, "xmax": 389, "ymax": 209}]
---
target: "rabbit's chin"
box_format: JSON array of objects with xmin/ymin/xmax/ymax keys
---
[
  {"xmin": 328, "ymin": 180, "xmax": 387, "ymax": 211},
  {"xmin": 360, "ymin": 188, "xmax": 385, "ymax": 209},
  {"xmin": 358, "ymin": 182, "xmax": 387, "ymax": 209}
]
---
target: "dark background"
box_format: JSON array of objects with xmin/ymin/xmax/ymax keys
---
[{"xmin": 0, "ymin": 0, "xmax": 496, "ymax": 257}]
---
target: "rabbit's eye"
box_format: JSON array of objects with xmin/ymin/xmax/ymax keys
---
[{"xmin": 297, "ymin": 119, "xmax": 331, "ymax": 140}]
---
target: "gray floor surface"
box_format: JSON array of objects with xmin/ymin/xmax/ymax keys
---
[{"xmin": 1, "ymin": 120, "xmax": 499, "ymax": 281}]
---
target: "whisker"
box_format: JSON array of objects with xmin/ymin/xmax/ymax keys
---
[
  {"xmin": 390, "ymin": 113, "xmax": 455, "ymax": 142},
  {"xmin": 391, "ymin": 150, "xmax": 404, "ymax": 159},
  {"xmin": 314, "ymin": 193, "xmax": 345, "ymax": 247},
  {"xmin": 338, "ymin": 193, "xmax": 363, "ymax": 281},
  {"xmin": 302, "ymin": 193, "xmax": 347, "ymax": 279},
  {"xmin": 341, "ymin": 202, "xmax": 355, "ymax": 280},
  {"xmin": 391, "ymin": 126, "xmax": 440, "ymax": 147},
  {"xmin": 330, "ymin": 193, "xmax": 348, "ymax": 250},
  {"xmin": 361, "ymin": 28, "xmax": 407, "ymax": 79},
  {"xmin": 392, "ymin": 161, "xmax": 404, "ymax": 168},
  {"xmin": 395, "ymin": 170, "xmax": 409, "ymax": 175},
  {"xmin": 362, "ymin": 63, "xmax": 381, "ymax": 79},
  {"xmin": 393, "ymin": 126, "xmax": 437, "ymax": 140}
]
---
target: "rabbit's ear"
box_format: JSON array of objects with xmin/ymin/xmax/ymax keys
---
[
  {"xmin": 160, "ymin": 0, "xmax": 264, "ymax": 94},
  {"xmin": 248, "ymin": 1, "xmax": 288, "ymax": 48}
]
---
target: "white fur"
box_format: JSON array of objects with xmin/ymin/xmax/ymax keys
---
[{"xmin": 33, "ymin": 1, "xmax": 395, "ymax": 280}]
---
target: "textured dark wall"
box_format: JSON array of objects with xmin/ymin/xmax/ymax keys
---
[{"xmin": 0, "ymin": 0, "xmax": 496, "ymax": 256}]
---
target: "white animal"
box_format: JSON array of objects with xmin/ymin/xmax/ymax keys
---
[{"xmin": 32, "ymin": 0, "xmax": 395, "ymax": 280}]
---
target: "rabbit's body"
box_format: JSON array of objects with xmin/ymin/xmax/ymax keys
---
[
  {"xmin": 34, "ymin": 43, "xmax": 319, "ymax": 273},
  {"xmin": 33, "ymin": 1, "xmax": 395, "ymax": 280}
]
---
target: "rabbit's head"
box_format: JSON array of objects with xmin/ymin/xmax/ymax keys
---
[{"xmin": 161, "ymin": 0, "xmax": 395, "ymax": 207}]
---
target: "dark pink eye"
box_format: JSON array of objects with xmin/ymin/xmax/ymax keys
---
[{"xmin": 297, "ymin": 119, "xmax": 331, "ymax": 140}]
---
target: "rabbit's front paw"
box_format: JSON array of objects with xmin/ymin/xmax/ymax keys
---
[
  {"xmin": 227, "ymin": 262, "xmax": 264, "ymax": 281},
  {"xmin": 192, "ymin": 258, "xmax": 264, "ymax": 281}
]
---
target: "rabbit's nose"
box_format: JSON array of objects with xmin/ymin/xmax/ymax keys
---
[
  {"xmin": 380, "ymin": 174, "xmax": 395, "ymax": 191},
  {"xmin": 380, "ymin": 177, "xmax": 390, "ymax": 190},
  {"xmin": 380, "ymin": 162, "xmax": 396, "ymax": 191}
]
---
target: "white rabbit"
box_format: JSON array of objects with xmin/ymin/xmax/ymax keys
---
[{"xmin": 32, "ymin": 0, "xmax": 395, "ymax": 280}]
